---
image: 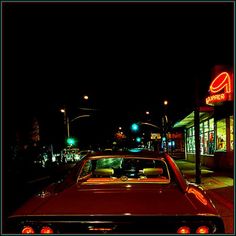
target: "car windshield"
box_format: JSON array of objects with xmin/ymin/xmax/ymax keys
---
[{"xmin": 78, "ymin": 156, "xmax": 170, "ymax": 184}]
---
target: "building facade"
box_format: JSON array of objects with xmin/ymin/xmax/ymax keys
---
[{"xmin": 173, "ymin": 66, "xmax": 234, "ymax": 172}]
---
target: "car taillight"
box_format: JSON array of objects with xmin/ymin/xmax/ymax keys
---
[
  {"xmin": 196, "ymin": 226, "xmax": 209, "ymax": 234},
  {"xmin": 177, "ymin": 226, "xmax": 191, "ymax": 234},
  {"xmin": 21, "ymin": 226, "xmax": 35, "ymax": 234},
  {"xmin": 40, "ymin": 226, "xmax": 54, "ymax": 234}
]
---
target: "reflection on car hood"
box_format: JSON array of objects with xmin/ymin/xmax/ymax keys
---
[{"xmin": 12, "ymin": 182, "xmax": 217, "ymax": 217}]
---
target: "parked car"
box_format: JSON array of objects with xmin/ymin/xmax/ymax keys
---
[{"xmin": 7, "ymin": 150, "xmax": 224, "ymax": 234}]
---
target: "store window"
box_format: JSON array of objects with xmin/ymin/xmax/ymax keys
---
[
  {"xmin": 216, "ymin": 118, "xmax": 226, "ymax": 151},
  {"xmin": 230, "ymin": 116, "xmax": 234, "ymax": 151},
  {"xmin": 186, "ymin": 118, "xmax": 215, "ymax": 155},
  {"xmin": 200, "ymin": 118, "xmax": 215, "ymax": 155},
  {"xmin": 208, "ymin": 118, "xmax": 215, "ymax": 154},
  {"xmin": 186, "ymin": 127, "xmax": 195, "ymax": 153}
]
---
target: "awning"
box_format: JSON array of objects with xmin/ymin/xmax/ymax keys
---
[{"xmin": 173, "ymin": 107, "xmax": 214, "ymax": 128}]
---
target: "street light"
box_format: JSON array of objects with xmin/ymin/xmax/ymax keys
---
[
  {"xmin": 60, "ymin": 109, "xmax": 91, "ymax": 139},
  {"xmin": 60, "ymin": 108, "xmax": 70, "ymax": 138},
  {"xmin": 70, "ymin": 114, "xmax": 91, "ymax": 123},
  {"xmin": 141, "ymin": 122, "xmax": 161, "ymax": 129},
  {"xmin": 60, "ymin": 95, "xmax": 91, "ymax": 140},
  {"xmin": 83, "ymin": 95, "xmax": 89, "ymax": 100},
  {"xmin": 162, "ymin": 100, "xmax": 169, "ymax": 152}
]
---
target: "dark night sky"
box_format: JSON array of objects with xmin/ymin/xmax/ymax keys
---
[{"xmin": 3, "ymin": 1, "xmax": 234, "ymax": 148}]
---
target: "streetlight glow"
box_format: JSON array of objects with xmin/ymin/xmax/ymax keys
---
[
  {"xmin": 83, "ymin": 95, "xmax": 89, "ymax": 100},
  {"xmin": 164, "ymin": 100, "xmax": 168, "ymax": 106}
]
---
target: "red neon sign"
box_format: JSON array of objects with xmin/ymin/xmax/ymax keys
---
[
  {"xmin": 206, "ymin": 71, "xmax": 233, "ymax": 105},
  {"xmin": 209, "ymin": 72, "xmax": 232, "ymax": 94}
]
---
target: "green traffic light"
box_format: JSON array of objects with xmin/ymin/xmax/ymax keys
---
[
  {"xmin": 136, "ymin": 137, "xmax": 141, "ymax": 142},
  {"xmin": 131, "ymin": 123, "xmax": 139, "ymax": 132},
  {"xmin": 67, "ymin": 137, "xmax": 75, "ymax": 145}
]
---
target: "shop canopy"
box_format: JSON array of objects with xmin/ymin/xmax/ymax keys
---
[{"xmin": 173, "ymin": 107, "xmax": 214, "ymax": 129}]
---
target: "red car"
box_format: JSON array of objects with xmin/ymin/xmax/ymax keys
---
[{"xmin": 7, "ymin": 150, "xmax": 224, "ymax": 234}]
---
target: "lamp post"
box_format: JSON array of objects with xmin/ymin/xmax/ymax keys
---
[
  {"xmin": 162, "ymin": 100, "xmax": 168, "ymax": 152},
  {"xmin": 60, "ymin": 95, "xmax": 91, "ymax": 142},
  {"xmin": 60, "ymin": 108, "xmax": 70, "ymax": 138},
  {"xmin": 60, "ymin": 110, "xmax": 91, "ymax": 137}
]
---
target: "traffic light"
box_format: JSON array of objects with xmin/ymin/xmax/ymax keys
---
[
  {"xmin": 136, "ymin": 137, "xmax": 141, "ymax": 143},
  {"xmin": 131, "ymin": 123, "xmax": 139, "ymax": 132},
  {"xmin": 67, "ymin": 137, "xmax": 75, "ymax": 146}
]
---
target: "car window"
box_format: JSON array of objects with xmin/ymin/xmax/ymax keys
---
[
  {"xmin": 80, "ymin": 160, "xmax": 92, "ymax": 177},
  {"xmin": 78, "ymin": 157, "xmax": 170, "ymax": 183},
  {"xmin": 96, "ymin": 158, "xmax": 123, "ymax": 169}
]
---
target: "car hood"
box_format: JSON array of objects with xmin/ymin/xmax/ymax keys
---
[{"xmin": 12, "ymin": 182, "xmax": 217, "ymax": 217}]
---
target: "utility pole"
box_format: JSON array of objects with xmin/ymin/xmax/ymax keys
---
[
  {"xmin": 194, "ymin": 78, "xmax": 201, "ymax": 184},
  {"xmin": 60, "ymin": 107, "xmax": 70, "ymax": 141},
  {"xmin": 162, "ymin": 100, "xmax": 168, "ymax": 152},
  {"xmin": 66, "ymin": 115, "xmax": 70, "ymax": 138}
]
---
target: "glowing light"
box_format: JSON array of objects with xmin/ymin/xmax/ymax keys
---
[
  {"xmin": 136, "ymin": 137, "xmax": 141, "ymax": 142},
  {"xmin": 206, "ymin": 93, "xmax": 227, "ymax": 105},
  {"xmin": 128, "ymin": 148, "xmax": 141, "ymax": 153},
  {"xmin": 196, "ymin": 226, "xmax": 209, "ymax": 234},
  {"xmin": 67, "ymin": 137, "xmax": 75, "ymax": 145},
  {"xmin": 206, "ymin": 71, "xmax": 233, "ymax": 105},
  {"xmin": 187, "ymin": 187, "xmax": 208, "ymax": 205},
  {"xmin": 209, "ymin": 72, "xmax": 232, "ymax": 94},
  {"xmin": 131, "ymin": 123, "xmax": 139, "ymax": 132},
  {"xmin": 177, "ymin": 226, "xmax": 191, "ymax": 234},
  {"xmin": 88, "ymin": 227, "xmax": 113, "ymax": 231},
  {"xmin": 40, "ymin": 226, "xmax": 54, "ymax": 234},
  {"xmin": 22, "ymin": 226, "xmax": 35, "ymax": 234}
]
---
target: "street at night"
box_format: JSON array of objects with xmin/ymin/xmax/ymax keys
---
[{"xmin": 1, "ymin": 1, "xmax": 234, "ymax": 235}]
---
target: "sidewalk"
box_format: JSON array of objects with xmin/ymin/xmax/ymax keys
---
[{"xmin": 175, "ymin": 159, "xmax": 234, "ymax": 190}]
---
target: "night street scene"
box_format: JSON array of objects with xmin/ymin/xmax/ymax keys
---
[{"xmin": 1, "ymin": 1, "xmax": 234, "ymax": 235}]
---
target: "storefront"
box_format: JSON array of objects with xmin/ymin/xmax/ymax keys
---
[{"xmin": 173, "ymin": 66, "xmax": 234, "ymax": 171}]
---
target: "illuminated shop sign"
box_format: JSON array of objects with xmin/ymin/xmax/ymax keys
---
[{"xmin": 206, "ymin": 71, "xmax": 233, "ymax": 105}]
